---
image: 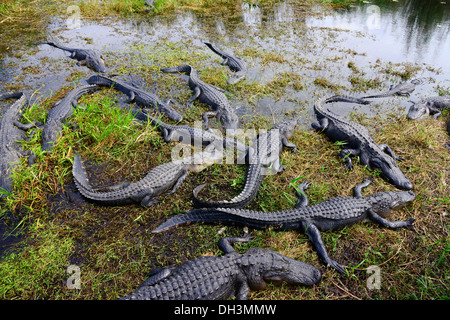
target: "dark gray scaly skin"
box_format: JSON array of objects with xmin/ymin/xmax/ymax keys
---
[
  {"xmin": 86, "ymin": 75, "xmax": 183, "ymax": 122},
  {"xmin": 139, "ymin": 111, "xmax": 250, "ymax": 157},
  {"xmin": 160, "ymin": 65, "xmax": 239, "ymax": 131},
  {"xmin": 45, "ymin": 42, "xmax": 106, "ymax": 73},
  {"xmin": 312, "ymin": 95, "xmax": 413, "ymax": 190},
  {"xmin": 0, "ymin": 93, "xmax": 35, "ymax": 197},
  {"xmin": 192, "ymin": 118, "xmax": 298, "ymax": 209},
  {"xmin": 153, "ymin": 179, "xmax": 416, "ymax": 274},
  {"xmin": 42, "ymin": 84, "xmax": 99, "ymax": 152},
  {"xmin": 407, "ymin": 95, "xmax": 450, "ymax": 120},
  {"xmin": 120, "ymin": 235, "xmax": 321, "ymax": 300},
  {"xmin": 204, "ymin": 42, "xmax": 247, "ymax": 84},
  {"xmin": 72, "ymin": 147, "xmax": 222, "ymax": 207},
  {"xmin": 362, "ymin": 78, "xmax": 423, "ymax": 99},
  {"xmin": 446, "ymin": 119, "xmax": 450, "ymax": 150}
]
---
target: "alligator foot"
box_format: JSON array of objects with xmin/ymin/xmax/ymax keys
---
[{"xmin": 294, "ymin": 181, "xmax": 311, "ymax": 208}]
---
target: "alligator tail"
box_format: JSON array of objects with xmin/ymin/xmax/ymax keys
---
[
  {"xmin": 72, "ymin": 155, "xmax": 94, "ymax": 191},
  {"xmin": 0, "ymin": 91, "xmax": 23, "ymax": 101},
  {"xmin": 204, "ymin": 42, "xmax": 226, "ymax": 58},
  {"xmin": 325, "ymin": 95, "xmax": 370, "ymax": 105},
  {"xmin": 160, "ymin": 65, "xmax": 192, "ymax": 75},
  {"xmin": 45, "ymin": 42, "xmax": 73, "ymax": 52}
]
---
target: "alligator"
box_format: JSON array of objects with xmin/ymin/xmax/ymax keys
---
[
  {"xmin": 204, "ymin": 42, "xmax": 247, "ymax": 84},
  {"xmin": 362, "ymin": 78, "xmax": 423, "ymax": 99},
  {"xmin": 42, "ymin": 84, "xmax": 99, "ymax": 152},
  {"xmin": 312, "ymin": 95, "xmax": 413, "ymax": 190},
  {"xmin": 153, "ymin": 179, "xmax": 416, "ymax": 274},
  {"xmin": 138, "ymin": 111, "xmax": 249, "ymax": 158},
  {"xmin": 120, "ymin": 235, "xmax": 321, "ymax": 300},
  {"xmin": 45, "ymin": 42, "xmax": 106, "ymax": 73},
  {"xmin": 406, "ymin": 95, "xmax": 450, "ymax": 120},
  {"xmin": 192, "ymin": 118, "xmax": 298, "ymax": 209},
  {"xmin": 72, "ymin": 144, "xmax": 223, "ymax": 207},
  {"xmin": 86, "ymin": 74, "xmax": 183, "ymax": 122},
  {"xmin": 0, "ymin": 93, "xmax": 36, "ymax": 197},
  {"xmin": 160, "ymin": 65, "xmax": 239, "ymax": 131}
]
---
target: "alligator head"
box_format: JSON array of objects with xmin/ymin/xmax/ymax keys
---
[
  {"xmin": 85, "ymin": 55, "xmax": 106, "ymax": 73},
  {"xmin": 366, "ymin": 190, "xmax": 415, "ymax": 217},
  {"xmin": 180, "ymin": 144, "xmax": 224, "ymax": 172},
  {"xmin": 219, "ymin": 110, "xmax": 240, "ymax": 131},
  {"xmin": 365, "ymin": 154, "xmax": 413, "ymax": 190},
  {"xmin": 271, "ymin": 117, "xmax": 299, "ymax": 140},
  {"xmin": 406, "ymin": 101, "xmax": 430, "ymax": 120},
  {"xmin": 241, "ymin": 248, "xmax": 322, "ymax": 289},
  {"xmin": 42, "ymin": 119, "xmax": 64, "ymax": 152}
]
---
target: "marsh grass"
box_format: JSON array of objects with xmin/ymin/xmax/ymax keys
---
[{"xmin": 0, "ymin": 0, "xmax": 449, "ymax": 301}]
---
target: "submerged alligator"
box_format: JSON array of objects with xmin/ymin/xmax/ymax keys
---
[
  {"xmin": 120, "ymin": 235, "xmax": 321, "ymax": 300},
  {"xmin": 192, "ymin": 118, "xmax": 298, "ymax": 209},
  {"xmin": 0, "ymin": 93, "xmax": 35, "ymax": 197},
  {"xmin": 45, "ymin": 42, "xmax": 106, "ymax": 73},
  {"xmin": 86, "ymin": 75, "xmax": 183, "ymax": 122},
  {"xmin": 42, "ymin": 84, "xmax": 99, "ymax": 152},
  {"xmin": 72, "ymin": 145, "xmax": 223, "ymax": 207},
  {"xmin": 406, "ymin": 95, "xmax": 450, "ymax": 120},
  {"xmin": 312, "ymin": 95, "xmax": 413, "ymax": 190},
  {"xmin": 204, "ymin": 42, "xmax": 247, "ymax": 84},
  {"xmin": 160, "ymin": 65, "xmax": 239, "ymax": 131},
  {"xmin": 153, "ymin": 179, "xmax": 416, "ymax": 274},
  {"xmin": 362, "ymin": 78, "xmax": 423, "ymax": 99}
]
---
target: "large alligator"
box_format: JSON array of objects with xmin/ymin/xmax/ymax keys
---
[
  {"xmin": 86, "ymin": 75, "xmax": 183, "ymax": 122},
  {"xmin": 153, "ymin": 179, "xmax": 416, "ymax": 274},
  {"xmin": 192, "ymin": 118, "xmax": 298, "ymax": 209},
  {"xmin": 45, "ymin": 42, "xmax": 106, "ymax": 73},
  {"xmin": 406, "ymin": 95, "xmax": 450, "ymax": 120},
  {"xmin": 72, "ymin": 145, "xmax": 223, "ymax": 207},
  {"xmin": 139, "ymin": 111, "xmax": 249, "ymax": 158},
  {"xmin": 42, "ymin": 84, "xmax": 99, "ymax": 152},
  {"xmin": 120, "ymin": 235, "xmax": 321, "ymax": 300},
  {"xmin": 362, "ymin": 78, "xmax": 423, "ymax": 99},
  {"xmin": 0, "ymin": 93, "xmax": 35, "ymax": 197},
  {"xmin": 312, "ymin": 95, "xmax": 413, "ymax": 190},
  {"xmin": 160, "ymin": 65, "xmax": 239, "ymax": 131},
  {"xmin": 204, "ymin": 42, "xmax": 247, "ymax": 84}
]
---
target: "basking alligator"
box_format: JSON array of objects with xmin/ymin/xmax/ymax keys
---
[
  {"xmin": 45, "ymin": 42, "xmax": 106, "ymax": 73},
  {"xmin": 406, "ymin": 95, "xmax": 450, "ymax": 120},
  {"xmin": 86, "ymin": 75, "xmax": 183, "ymax": 122},
  {"xmin": 204, "ymin": 42, "xmax": 247, "ymax": 84},
  {"xmin": 160, "ymin": 65, "xmax": 239, "ymax": 130},
  {"xmin": 120, "ymin": 235, "xmax": 321, "ymax": 300},
  {"xmin": 192, "ymin": 118, "xmax": 298, "ymax": 209},
  {"xmin": 362, "ymin": 79, "xmax": 423, "ymax": 99},
  {"xmin": 0, "ymin": 93, "xmax": 35, "ymax": 197},
  {"xmin": 312, "ymin": 95, "xmax": 413, "ymax": 190},
  {"xmin": 153, "ymin": 179, "xmax": 416, "ymax": 274},
  {"xmin": 72, "ymin": 145, "xmax": 223, "ymax": 207},
  {"xmin": 139, "ymin": 111, "xmax": 249, "ymax": 158},
  {"xmin": 42, "ymin": 84, "xmax": 99, "ymax": 152}
]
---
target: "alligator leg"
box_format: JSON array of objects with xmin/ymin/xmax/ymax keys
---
[
  {"xmin": 13, "ymin": 120, "xmax": 41, "ymax": 131},
  {"xmin": 221, "ymin": 57, "xmax": 229, "ymax": 65},
  {"xmin": 164, "ymin": 170, "xmax": 188, "ymax": 197},
  {"xmin": 367, "ymin": 208, "xmax": 415, "ymax": 229},
  {"xmin": 281, "ymin": 137, "xmax": 297, "ymax": 151},
  {"xmin": 302, "ymin": 221, "xmax": 346, "ymax": 274},
  {"xmin": 339, "ymin": 148, "xmax": 360, "ymax": 170},
  {"xmin": 353, "ymin": 178, "xmax": 373, "ymax": 198},
  {"xmin": 124, "ymin": 91, "xmax": 136, "ymax": 104},
  {"xmin": 137, "ymin": 266, "xmax": 175, "ymax": 289},
  {"xmin": 218, "ymin": 235, "xmax": 253, "ymax": 254},
  {"xmin": 311, "ymin": 118, "xmax": 329, "ymax": 131},
  {"xmin": 235, "ymin": 276, "xmax": 251, "ymax": 300},
  {"xmin": 294, "ymin": 181, "xmax": 311, "ymax": 208},
  {"xmin": 378, "ymin": 144, "xmax": 404, "ymax": 161},
  {"xmin": 186, "ymin": 86, "xmax": 201, "ymax": 106},
  {"xmin": 202, "ymin": 111, "xmax": 218, "ymax": 128}
]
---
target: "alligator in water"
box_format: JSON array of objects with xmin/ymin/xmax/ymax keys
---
[
  {"xmin": 153, "ymin": 179, "xmax": 416, "ymax": 274},
  {"xmin": 0, "ymin": 93, "xmax": 36, "ymax": 197},
  {"xmin": 192, "ymin": 118, "xmax": 298, "ymax": 209},
  {"xmin": 120, "ymin": 235, "xmax": 321, "ymax": 300},
  {"xmin": 160, "ymin": 65, "xmax": 239, "ymax": 131},
  {"xmin": 42, "ymin": 84, "xmax": 99, "ymax": 152},
  {"xmin": 86, "ymin": 75, "xmax": 183, "ymax": 122},
  {"xmin": 72, "ymin": 145, "xmax": 223, "ymax": 207},
  {"xmin": 204, "ymin": 42, "xmax": 247, "ymax": 84},
  {"xmin": 45, "ymin": 42, "xmax": 106, "ymax": 73},
  {"xmin": 138, "ymin": 111, "xmax": 249, "ymax": 159},
  {"xmin": 362, "ymin": 79, "xmax": 423, "ymax": 99},
  {"xmin": 312, "ymin": 95, "xmax": 413, "ymax": 190},
  {"xmin": 406, "ymin": 95, "xmax": 450, "ymax": 120}
]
